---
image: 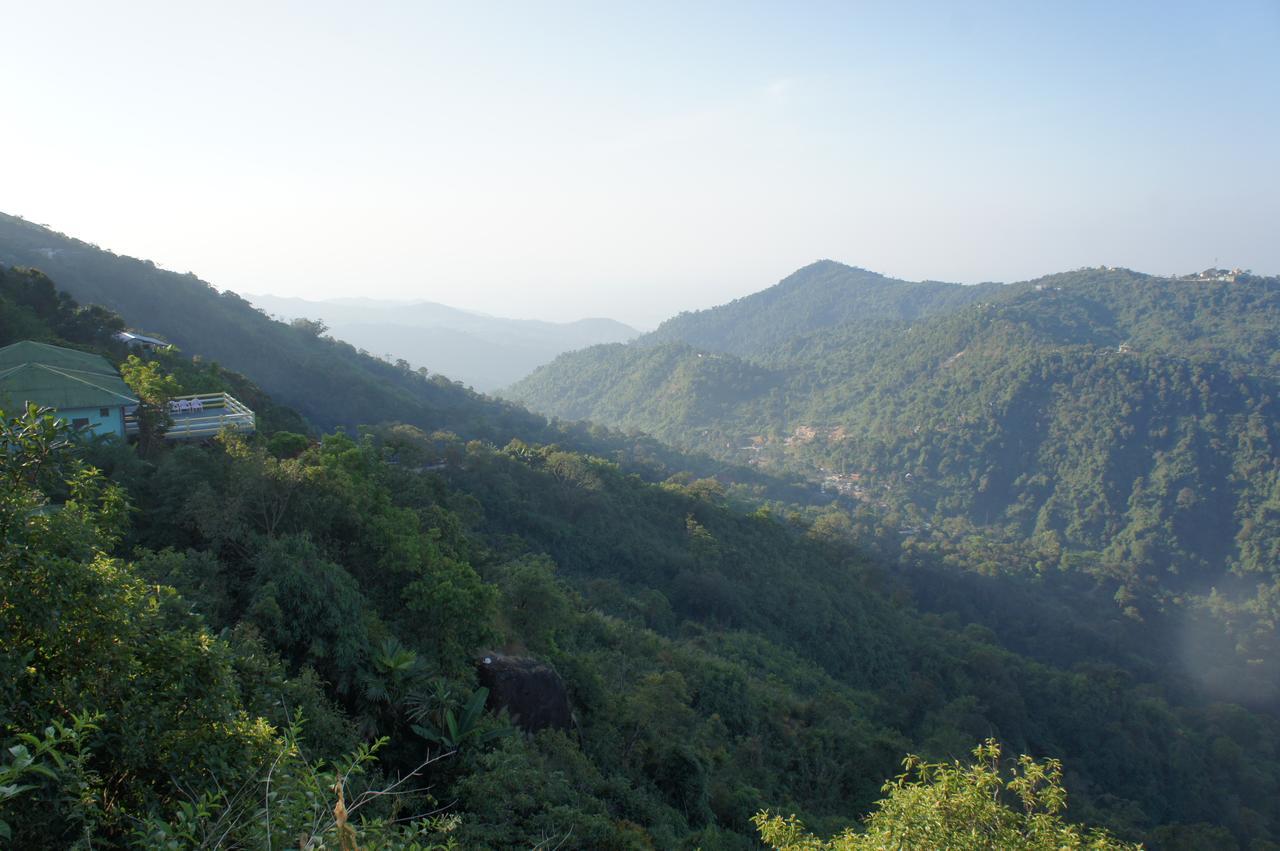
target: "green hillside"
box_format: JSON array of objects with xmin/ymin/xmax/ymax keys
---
[
  {"xmin": 0, "ymin": 212, "xmax": 551, "ymax": 439},
  {"xmin": 4, "ymin": 244, "xmax": 1279, "ymax": 847},
  {"xmin": 507, "ymin": 264, "xmax": 1280, "ymax": 701},
  {"xmin": 0, "ymin": 213, "xmax": 824, "ymax": 501}
]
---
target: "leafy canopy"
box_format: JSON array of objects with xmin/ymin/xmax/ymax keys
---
[{"xmin": 755, "ymin": 739, "xmax": 1140, "ymax": 850}]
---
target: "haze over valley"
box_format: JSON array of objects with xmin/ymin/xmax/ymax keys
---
[{"xmin": 246, "ymin": 292, "xmax": 638, "ymax": 391}]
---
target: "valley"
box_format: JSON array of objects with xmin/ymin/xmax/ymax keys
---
[
  {"xmin": 4, "ymin": 5, "xmax": 1276, "ymax": 847},
  {"xmin": 3, "ymin": 231, "xmax": 1279, "ymax": 847}
]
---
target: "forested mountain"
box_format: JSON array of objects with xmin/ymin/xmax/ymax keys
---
[
  {"xmin": 0, "ymin": 212, "xmax": 540, "ymax": 436},
  {"xmin": 246, "ymin": 292, "xmax": 637, "ymax": 391},
  {"xmin": 644, "ymin": 260, "xmax": 1003, "ymax": 356},
  {"xmin": 508, "ymin": 262, "xmax": 1280, "ymax": 705},
  {"xmin": 0, "ymin": 212, "xmax": 806, "ymax": 498},
  {"xmin": 1, "ymin": 265, "xmax": 1271, "ymax": 848},
  {"xmin": 2, "ymin": 236, "xmax": 1280, "ymax": 844}
]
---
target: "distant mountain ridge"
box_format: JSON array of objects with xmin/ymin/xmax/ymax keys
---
[
  {"xmin": 246, "ymin": 292, "xmax": 637, "ymax": 390},
  {"xmin": 248, "ymin": 292, "xmax": 636, "ymax": 344}
]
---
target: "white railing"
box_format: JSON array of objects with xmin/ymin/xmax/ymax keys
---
[{"xmin": 124, "ymin": 392, "xmax": 256, "ymax": 440}]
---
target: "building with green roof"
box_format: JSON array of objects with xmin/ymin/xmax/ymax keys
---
[{"xmin": 0, "ymin": 341, "xmax": 137, "ymax": 438}]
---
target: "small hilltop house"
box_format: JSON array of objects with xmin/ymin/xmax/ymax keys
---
[
  {"xmin": 114, "ymin": 330, "xmax": 171, "ymax": 351},
  {"xmin": 0, "ymin": 340, "xmax": 138, "ymax": 437},
  {"xmin": 0, "ymin": 340, "xmax": 257, "ymax": 441}
]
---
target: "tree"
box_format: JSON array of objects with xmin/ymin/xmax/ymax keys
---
[
  {"xmin": 754, "ymin": 740, "xmax": 1140, "ymax": 850},
  {"xmin": 0, "ymin": 405, "xmax": 277, "ymax": 843},
  {"xmin": 496, "ymin": 555, "xmax": 572, "ymax": 652},
  {"xmin": 119, "ymin": 354, "xmax": 182, "ymax": 455},
  {"xmin": 0, "ymin": 404, "xmax": 76, "ymax": 494},
  {"xmin": 402, "ymin": 555, "xmax": 498, "ymax": 673},
  {"xmin": 290, "ymin": 316, "xmax": 329, "ymax": 337},
  {"xmin": 267, "ymin": 429, "xmax": 310, "ymax": 459}
]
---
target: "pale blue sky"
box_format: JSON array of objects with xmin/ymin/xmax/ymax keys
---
[{"xmin": 2, "ymin": 1, "xmax": 1277, "ymax": 327}]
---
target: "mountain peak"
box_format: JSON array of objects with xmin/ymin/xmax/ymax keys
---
[
  {"xmin": 644, "ymin": 260, "xmax": 991, "ymax": 355},
  {"xmin": 781, "ymin": 258, "xmax": 869, "ymax": 281}
]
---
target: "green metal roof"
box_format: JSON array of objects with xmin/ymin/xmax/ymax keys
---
[
  {"xmin": 0, "ymin": 340, "xmax": 119, "ymax": 376},
  {"xmin": 0, "ymin": 363, "xmax": 137, "ymax": 411},
  {"xmin": 0, "ymin": 342, "xmax": 137, "ymax": 412}
]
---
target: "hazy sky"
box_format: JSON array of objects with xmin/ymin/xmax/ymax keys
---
[{"xmin": 2, "ymin": 2, "xmax": 1277, "ymax": 328}]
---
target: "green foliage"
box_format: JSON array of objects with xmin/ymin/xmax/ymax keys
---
[
  {"xmin": 3, "ymin": 214, "xmax": 815, "ymax": 500},
  {"xmin": 130, "ymin": 718, "xmax": 462, "ymax": 850},
  {"xmin": 754, "ymin": 740, "xmax": 1139, "ymax": 849},
  {"xmin": 0, "ymin": 713, "xmax": 101, "ymax": 843},
  {"xmin": 244, "ymin": 534, "xmax": 376, "ymax": 695},
  {"xmin": 120, "ymin": 353, "xmax": 182, "ymax": 454},
  {"xmin": 401, "ymin": 557, "xmax": 498, "ymax": 672},
  {"xmin": 120, "ymin": 353, "xmax": 182, "ymax": 404},
  {"xmin": 494, "ymin": 554, "xmax": 573, "ymax": 652},
  {"xmin": 645, "ymin": 260, "xmax": 1001, "ymax": 356},
  {"xmin": 0, "ymin": 403, "xmax": 76, "ymax": 494},
  {"xmin": 453, "ymin": 732, "xmax": 660, "ymax": 849},
  {"xmin": 409, "ymin": 686, "xmax": 510, "ymax": 751},
  {"xmin": 0, "ymin": 212, "xmax": 550, "ymax": 440},
  {"xmin": 0, "ymin": 264, "xmax": 124, "ymax": 350},
  {"xmin": 509, "ymin": 265, "xmax": 1280, "ymax": 701},
  {"xmin": 0, "ymin": 406, "xmax": 278, "ymax": 843},
  {"xmin": 268, "ymin": 429, "xmax": 310, "ymax": 458},
  {"xmin": 5, "ymin": 261, "xmax": 1280, "ymax": 848},
  {"xmin": 433, "ymin": 432, "xmax": 1280, "ymax": 846}
]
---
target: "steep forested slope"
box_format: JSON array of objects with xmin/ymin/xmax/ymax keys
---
[
  {"xmin": 0, "ymin": 213, "xmax": 817, "ymax": 501},
  {"xmin": 4, "ymin": 248, "xmax": 1279, "ymax": 848},
  {"xmin": 0, "ymin": 212, "xmax": 547, "ymax": 437},
  {"xmin": 508, "ymin": 264, "xmax": 1280, "ymax": 701}
]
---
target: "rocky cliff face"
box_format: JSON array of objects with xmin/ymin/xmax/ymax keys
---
[{"xmin": 476, "ymin": 653, "xmax": 573, "ymax": 732}]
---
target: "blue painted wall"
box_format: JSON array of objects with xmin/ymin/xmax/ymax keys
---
[{"xmin": 55, "ymin": 405, "xmax": 126, "ymax": 439}]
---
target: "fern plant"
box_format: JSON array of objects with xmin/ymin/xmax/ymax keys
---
[{"xmin": 409, "ymin": 686, "xmax": 509, "ymax": 751}]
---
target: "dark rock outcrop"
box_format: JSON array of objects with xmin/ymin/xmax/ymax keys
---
[{"xmin": 475, "ymin": 653, "xmax": 572, "ymax": 732}]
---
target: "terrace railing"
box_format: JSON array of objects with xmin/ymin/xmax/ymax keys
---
[{"xmin": 125, "ymin": 392, "xmax": 256, "ymax": 440}]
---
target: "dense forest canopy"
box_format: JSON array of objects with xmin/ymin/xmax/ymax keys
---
[
  {"xmin": 508, "ymin": 261, "xmax": 1280, "ymax": 708},
  {"xmin": 3, "ymin": 245, "xmax": 1280, "ymax": 847}
]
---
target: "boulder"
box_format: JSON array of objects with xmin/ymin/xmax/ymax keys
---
[{"xmin": 476, "ymin": 653, "xmax": 572, "ymax": 732}]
